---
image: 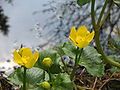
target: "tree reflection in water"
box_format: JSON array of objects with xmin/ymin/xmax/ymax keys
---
[{"xmin": 0, "ymin": 6, "xmax": 9, "ymax": 35}]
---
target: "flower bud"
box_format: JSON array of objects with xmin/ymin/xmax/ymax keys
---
[
  {"xmin": 42, "ymin": 57, "xmax": 53, "ymax": 68},
  {"xmin": 39, "ymin": 81, "xmax": 50, "ymax": 89}
]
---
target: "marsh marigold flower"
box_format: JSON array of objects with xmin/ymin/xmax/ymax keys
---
[
  {"xmin": 39, "ymin": 81, "xmax": 50, "ymax": 89},
  {"xmin": 42, "ymin": 57, "xmax": 53, "ymax": 68},
  {"xmin": 69, "ymin": 25, "xmax": 95, "ymax": 48},
  {"xmin": 13, "ymin": 47, "xmax": 39, "ymax": 68}
]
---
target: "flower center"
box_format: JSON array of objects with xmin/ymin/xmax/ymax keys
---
[
  {"xmin": 76, "ymin": 36, "xmax": 85, "ymax": 44},
  {"xmin": 21, "ymin": 56, "xmax": 29, "ymax": 64}
]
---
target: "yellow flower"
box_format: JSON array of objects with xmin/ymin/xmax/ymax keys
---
[
  {"xmin": 39, "ymin": 81, "xmax": 50, "ymax": 89},
  {"xmin": 69, "ymin": 25, "xmax": 95, "ymax": 48},
  {"xmin": 13, "ymin": 47, "xmax": 39, "ymax": 68},
  {"xmin": 42, "ymin": 57, "xmax": 53, "ymax": 68}
]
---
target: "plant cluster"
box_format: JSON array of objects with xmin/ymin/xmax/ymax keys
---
[{"xmin": 7, "ymin": 0, "xmax": 120, "ymax": 90}]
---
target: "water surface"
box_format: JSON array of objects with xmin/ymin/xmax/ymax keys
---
[{"xmin": 0, "ymin": 0, "xmax": 53, "ymax": 61}]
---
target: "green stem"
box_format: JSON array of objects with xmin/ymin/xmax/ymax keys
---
[
  {"xmin": 97, "ymin": 0, "xmax": 108, "ymax": 25},
  {"xmin": 61, "ymin": 57, "xmax": 70, "ymax": 75},
  {"xmin": 70, "ymin": 47, "xmax": 79, "ymax": 81},
  {"xmin": 75, "ymin": 47, "xmax": 79, "ymax": 65},
  {"xmin": 91, "ymin": 0, "xmax": 96, "ymax": 27},
  {"xmin": 99, "ymin": 3, "xmax": 114, "ymax": 28},
  {"xmin": 73, "ymin": 81, "xmax": 77, "ymax": 90},
  {"xmin": 70, "ymin": 47, "xmax": 81, "ymax": 81},
  {"xmin": 94, "ymin": 30, "xmax": 120, "ymax": 68},
  {"xmin": 48, "ymin": 70, "xmax": 52, "ymax": 82},
  {"xmin": 77, "ymin": 48, "xmax": 83, "ymax": 63},
  {"xmin": 91, "ymin": 0, "xmax": 120, "ymax": 68},
  {"xmin": 23, "ymin": 67, "xmax": 27, "ymax": 90},
  {"xmin": 43, "ymin": 70, "xmax": 45, "ymax": 81}
]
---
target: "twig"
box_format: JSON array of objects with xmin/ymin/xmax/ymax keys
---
[
  {"xmin": 99, "ymin": 72, "xmax": 116, "ymax": 90},
  {"xmin": 92, "ymin": 77, "xmax": 98, "ymax": 90},
  {"xmin": 79, "ymin": 68, "xmax": 85, "ymax": 76},
  {"xmin": 77, "ymin": 85, "xmax": 92, "ymax": 90}
]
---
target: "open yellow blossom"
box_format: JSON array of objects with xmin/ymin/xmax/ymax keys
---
[
  {"xmin": 13, "ymin": 47, "xmax": 39, "ymax": 68},
  {"xmin": 69, "ymin": 25, "xmax": 95, "ymax": 48}
]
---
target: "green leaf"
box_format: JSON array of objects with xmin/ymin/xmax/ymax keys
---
[
  {"xmin": 108, "ymin": 55, "xmax": 120, "ymax": 72},
  {"xmin": 79, "ymin": 46, "xmax": 105, "ymax": 77},
  {"xmin": 8, "ymin": 68, "xmax": 23, "ymax": 86},
  {"xmin": 77, "ymin": 0, "xmax": 90, "ymax": 6},
  {"xmin": 52, "ymin": 73, "xmax": 73, "ymax": 90},
  {"xmin": 56, "ymin": 42, "xmax": 76, "ymax": 59},
  {"xmin": 8, "ymin": 67, "xmax": 43, "ymax": 89},
  {"xmin": 35, "ymin": 49, "xmax": 62, "ymax": 74},
  {"xmin": 108, "ymin": 37, "xmax": 120, "ymax": 53},
  {"xmin": 49, "ymin": 64, "xmax": 61, "ymax": 74}
]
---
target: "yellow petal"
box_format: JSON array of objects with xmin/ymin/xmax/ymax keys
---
[
  {"xmin": 20, "ymin": 48, "xmax": 32, "ymax": 58},
  {"xmin": 69, "ymin": 26, "xmax": 77, "ymax": 43},
  {"xmin": 25, "ymin": 51, "xmax": 39, "ymax": 68},
  {"xmin": 77, "ymin": 25, "xmax": 90, "ymax": 37},
  {"xmin": 13, "ymin": 50, "xmax": 23, "ymax": 65},
  {"xmin": 33, "ymin": 51, "xmax": 39, "ymax": 62},
  {"xmin": 77, "ymin": 41, "xmax": 89, "ymax": 48},
  {"xmin": 75, "ymin": 36, "xmax": 83, "ymax": 44},
  {"xmin": 86, "ymin": 31, "xmax": 95, "ymax": 42},
  {"xmin": 24, "ymin": 59, "xmax": 33, "ymax": 68}
]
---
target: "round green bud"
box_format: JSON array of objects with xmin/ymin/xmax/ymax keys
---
[
  {"xmin": 42, "ymin": 57, "xmax": 53, "ymax": 68},
  {"xmin": 39, "ymin": 81, "xmax": 50, "ymax": 89}
]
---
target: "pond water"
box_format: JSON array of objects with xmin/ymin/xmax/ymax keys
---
[
  {"xmin": 0, "ymin": 0, "xmax": 67, "ymax": 73},
  {"xmin": 0, "ymin": 0, "xmax": 119, "ymax": 74},
  {"xmin": 0, "ymin": 0, "xmax": 58, "ymax": 61}
]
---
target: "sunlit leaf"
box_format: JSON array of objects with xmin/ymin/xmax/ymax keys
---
[
  {"xmin": 79, "ymin": 46, "xmax": 105, "ymax": 77},
  {"xmin": 52, "ymin": 73, "xmax": 73, "ymax": 90},
  {"xmin": 108, "ymin": 37, "xmax": 120, "ymax": 53},
  {"xmin": 56, "ymin": 42, "xmax": 77, "ymax": 59},
  {"xmin": 108, "ymin": 55, "xmax": 120, "ymax": 72},
  {"xmin": 8, "ymin": 67, "xmax": 43, "ymax": 89},
  {"xmin": 35, "ymin": 49, "xmax": 62, "ymax": 74}
]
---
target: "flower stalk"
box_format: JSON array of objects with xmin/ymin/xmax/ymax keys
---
[
  {"xmin": 91, "ymin": 0, "xmax": 120, "ymax": 68},
  {"xmin": 70, "ymin": 47, "xmax": 79, "ymax": 81},
  {"xmin": 23, "ymin": 67, "xmax": 27, "ymax": 90},
  {"xmin": 97, "ymin": 0, "xmax": 108, "ymax": 25},
  {"xmin": 48, "ymin": 69, "xmax": 52, "ymax": 82},
  {"xmin": 70, "ymin": 47, "xmax": 83, "ymax": 81}
]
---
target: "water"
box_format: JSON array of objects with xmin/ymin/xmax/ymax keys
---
[
  {"xmin": 0, "ymin": 0, "xmax": 119, "ymax": 74},
  {"xmin": 0, "ymin": 0, "xmax": 60, "ymax": 74},
  {"xmin": 0, "ymin": 0, "xmax": 54, "ymax": 60}
]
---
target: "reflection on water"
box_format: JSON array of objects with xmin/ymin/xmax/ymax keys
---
[
  {"xmin": 0, "ymin": 0, "xmax": 54, "ymax": 61},
  {"xmin": 0, "ymin": 6, "xmax": 9, "ymax": 35}
]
